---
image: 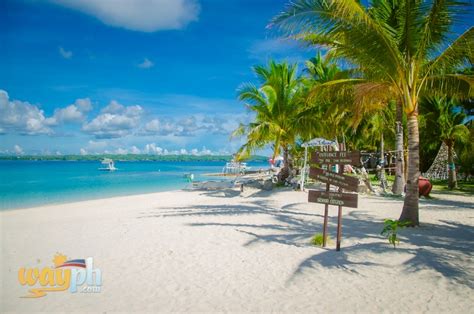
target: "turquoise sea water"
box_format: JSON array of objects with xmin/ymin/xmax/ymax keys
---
[{"xmin": 0, "ymin": 160, "xmax": 268, "ymax": 210}]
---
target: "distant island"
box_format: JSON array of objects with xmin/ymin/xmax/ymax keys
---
[{"xmin": 0, "ymin": 154, "xmax": 269, "ymax": 163}]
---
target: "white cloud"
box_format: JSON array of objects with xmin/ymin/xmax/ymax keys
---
[
  {"xmin": 101, "ymin": 100, "xmax": 124, "ymax": 114},
  {"xmin": 45, "ymin": 98, "xmax": 92, "ymax": 125},
  {"xmin": 143, "ymin": 118, "xmax": 177, "ymax": 136},
  {"xmin": 130, "ymin": 146, "xmax": 141, "ymax": 154},
  {"xmin": 82, "ymin": 100, "xmax": 143, "ymax": 138},
  {"xmin": 75, "ymin": 98, "xmax": 93, "ymax": 111},
  {"xmin": 0, "ymin": 91, "xmax": 95, "ymax": 134},
  {"xmin": 51, "ymin": 0, "xmax": 200, "ymax": 32},
  {"xmin": 101, "ymin": 100, "xmax": 142, "ymax": 116},
  {"xmin": 144, "ymin": 143, "xmax": 164, "ymax": 155},
  {"xmin": 138, "ymin": 58, "xmax": 154, "ymax": 69},
  {"xmin": 13, "ymin": 144, "xmax": 24, "ymax": 155},
  {"xmin": 144, "ymin": 119, "xmax": 160, "ymax": 132},
  {"xmin": 190, "ymin": 147, "xmax": 212, "ymax": 155},
  {"xmin": 82, "ymin": 114, "xmax": 138, "ymax": 138},
  {"xmin": 115, "ymin": 147, "xmax": 128, "ymax": 154},
  {"xmin": 80, "ymin": 148, "xmax": 88, "ymax": 155},
  {"xmin": 141, "ymin": 113, "xmax": 250, "ymax": 137},
  {"xmin": 55, "ymin": 105, "xmax": 84, "ymax": 122},
  {"xmin": 59, "ymin": 46, "xmax": 73, "ymax": 59},
  {"xmin": 0, "ymin": 90, "xmax": 53, "ymax": 135},
  {"xmin": 139, "ymin": 144, "xmax": 220, "ymax": 155},
  {"xmin": 200, "ymin": 146, "xmax": 212, "ymax": 155},
  {"xmin": 87, "ymin": 140, "xmax": 107, "ymax": 150}
]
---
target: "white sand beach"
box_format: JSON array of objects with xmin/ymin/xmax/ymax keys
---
[{"xmin": 1, "ymin": 188, "xmax": 473, "ymax": 313}]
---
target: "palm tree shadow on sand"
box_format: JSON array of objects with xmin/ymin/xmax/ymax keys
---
[{"xmin": 137, "ymin": 198, "xmax": 474, "ymax": 288}]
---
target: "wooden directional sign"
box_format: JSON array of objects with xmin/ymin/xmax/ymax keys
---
[
  {"xmin": 312, "ymin": 151, "xmax": 361, "ymax": 166},
  {"xmin": 309, "ymin": 167, "xmax": 359, "ymax": 192},
  {"xmin": 307, "ymin": 147, "xmax": 360, "ymax": 252},
  {"xmin": 308, "ymin": 190, "xmax": 358, "ymax": 208}
]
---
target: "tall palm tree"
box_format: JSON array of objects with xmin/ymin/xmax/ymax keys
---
[
  {"xmin": 420, "ymin": 97, "xmax": 470, "ymax": 189},
  {"xmin": 232, "ymin": 60, "xmax": 303, "ymax": 181},
  {"xmin": 272, "ymin": 0, "xmax": 473, "ymax": 225}
]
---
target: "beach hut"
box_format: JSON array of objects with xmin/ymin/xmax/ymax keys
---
[{"xmin": 300, "ymin": 138, "xmax": 338, "ymax": 191}]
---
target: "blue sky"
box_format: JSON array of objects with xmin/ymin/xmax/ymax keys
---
[
  {"xmin": 0, "ymin": 0, "xmax": 312, "ymax": 155},
  {"xmin": 1, "ymin": 1, "xmax": 471, "ymax": 156}
]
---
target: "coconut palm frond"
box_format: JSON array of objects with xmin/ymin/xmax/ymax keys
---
[
  {"xmin": 230, "ymin": 123, "xmax": 247, "ymax": 139},
  {"xmin": 272, "ymin": 0, "xmax": 403, "ymax": 80},
  {"xmin": 451, "ymin": 124, "xmax": 470, "ymax": 143},
  {"xmin": 421, "ymin": 74, "xmax": 474, "ymax": 99},
  {"xmin": 422, "ymin": 27, "xmax": 474, "ymax": 77},
  {"xmin": 348, "ymin": 82, "xmax": 394, "ymax": 128},
  {"xmin": 416, "ymin": 0, "xmax": 465, "ymax": 61},
  {"xmin": 237, "ymin": 83, "xmax": 266, "ymax": 105}
]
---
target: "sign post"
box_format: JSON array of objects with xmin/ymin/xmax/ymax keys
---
[
  {"xmin": 336, "ymin": 162, "xmax": 344, "ymax": 251},
  {"xmin": 322, "ymin": 163, "xmax": 330, "ymax": 247},
  {"xmin": 308, "ymin": 145, "xmax": 360, "ymax": 251}
]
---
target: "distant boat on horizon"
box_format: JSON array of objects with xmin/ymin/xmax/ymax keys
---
[{"xmin": 98, "ymin": 158, "xmax": 117, "ymax": 171}]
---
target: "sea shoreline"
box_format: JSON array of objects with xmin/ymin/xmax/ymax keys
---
[
  {"xmin": 0, "ymin": 160, "xmax": 267, "ymax": 211},
  {"xmin": 0, "ymin": 187, "xmax": 189, "ymax": 212}
]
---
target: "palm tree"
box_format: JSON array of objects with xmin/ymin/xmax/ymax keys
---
[
  {"xmin": 272, "ymin": 0, "xmax": 473, "ymax": 225},
  {"xmin": 304, "ymin": 51, "xmax": 341, "ymax": 83},
  {"xmin": 232, "ymin": 60, "xmax": 303, "ymax": 182},
  {"xmin": 299, "ymin": 51, "xmax": 353, "ymax": 142},
  {"xmin": 420, "ymin": 97, "xmax": 470, "ymax": 189},
  {"xmin": 458, "ymin": 124, "xmax": 474, "ymax": 180}
]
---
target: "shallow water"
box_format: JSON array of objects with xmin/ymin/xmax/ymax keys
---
[{"xmin": 0, "ymin": 160, "xmax": 268, "ymax": 210}]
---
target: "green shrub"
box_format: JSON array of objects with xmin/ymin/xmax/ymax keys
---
[
  {"xmin": 380, "ymin": 219, "xmax": 411, "ymax": 248},
  {"xmin": 310, "ymin": 233, "xmax": 330, "ymax": 246}
]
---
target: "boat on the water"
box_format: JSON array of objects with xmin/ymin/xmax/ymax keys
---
[
  {"xmin": 222, "ymin": 159, "xmax": 249, "ymax": 175},
  {"xmin": 98, "ymin": 158, "xmax": 117, "ymax": 171}
]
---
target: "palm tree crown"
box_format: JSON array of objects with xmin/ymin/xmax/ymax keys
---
[{"xmin": 232, "ymin": 60, "xmax": 304, "ymax": 181}]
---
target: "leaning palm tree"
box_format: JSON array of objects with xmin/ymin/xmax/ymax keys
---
[
  {"xmin": 420, "ymin": 97, "xmax": 470, "ymax": 189},
  {"xmin": 232, "ymin": 60, "xmax": 304, "ymax": 182},
  {"xmin": 272, "ymin": 0, "xmax": 473, "ymax": 225}
]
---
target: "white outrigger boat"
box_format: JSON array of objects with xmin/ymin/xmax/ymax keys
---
[
  {"xmin": 222, "ymin": 159, "xmax": 249, "ymax": 175},
  {"xmin": 98, "ymin": 158, "xmax": 117, "ymax": 171}
]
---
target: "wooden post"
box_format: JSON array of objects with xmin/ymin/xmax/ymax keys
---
[
  {"xmin": 322, "ymin": 146, "xmax": 330, "ymax": 247},
  {"xmin": 322, "ymin": 180, "xmax": 330, "ymax": 247},
  {"xmin": 336, "ymin": 143, "xmax": 344, "ymax": 251}
]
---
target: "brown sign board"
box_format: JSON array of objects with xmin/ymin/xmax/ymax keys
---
[
  {"xmin": 309, "ymin": 167, "xmax": 359, "ymax": 192},
  {"xmin": 311, "ymin": 151, "xmax": 361, "ymax": 166},
  {"xmin": 308, "ymin": 190, "xmax": 358, "ymax": 208}
]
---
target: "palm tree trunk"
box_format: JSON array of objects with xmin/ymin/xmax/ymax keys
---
[
  {"xmin": 379, "ymin": 133, "xmax": 387, "ymax": 192},
  {"xmin": 399, "ymin": 113, "xmax": 420, "ymax": 226},
  {"xmin": 279, "ymin": 145, "xmax": 290, "ymax": 182},
  {"xmin": 392, "ymin": 102, "xmax": 405, "ymax": 195},
  {"xmin": 447, "ymin": 141, "xmax": 457, "ymax": 189}
]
